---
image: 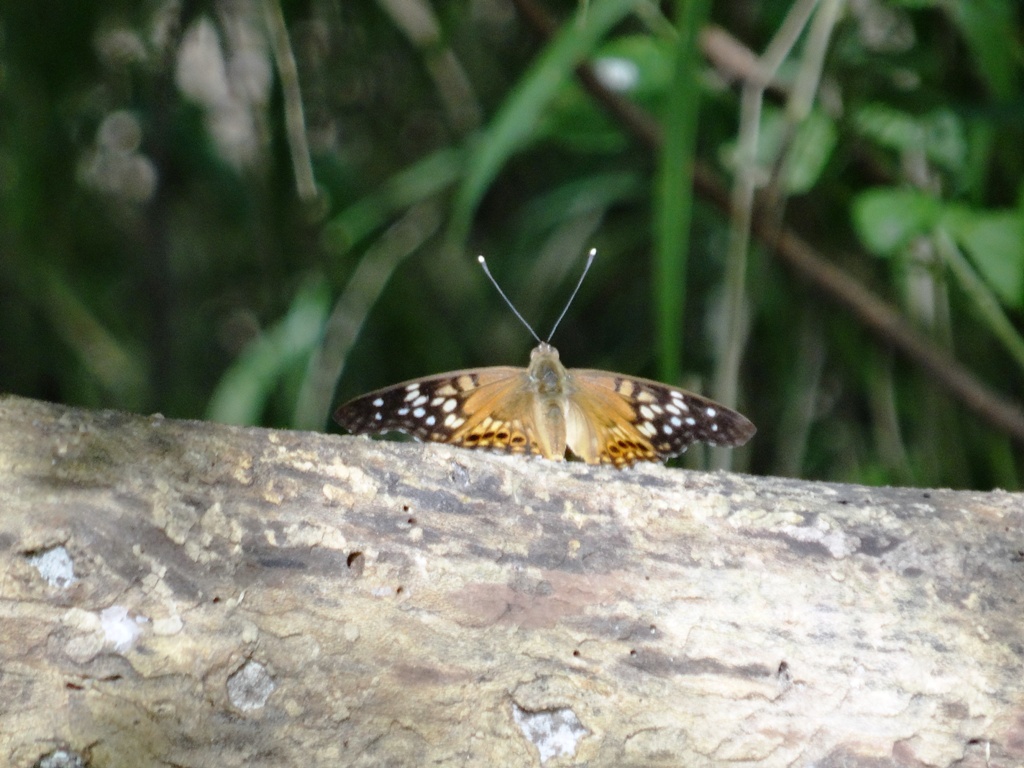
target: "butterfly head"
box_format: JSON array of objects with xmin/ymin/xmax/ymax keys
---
[
  {"xmin": 528, "ymin": 342, "xmax": 568, "ymax": 395},
  {"xmin": 529, "ymin": 342, "xmax": 558, "ymax": 362}
]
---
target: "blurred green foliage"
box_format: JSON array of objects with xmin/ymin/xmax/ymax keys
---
[{"xmin": 0, "ymin": 0, "xmax": 1021, "ymax": 489}]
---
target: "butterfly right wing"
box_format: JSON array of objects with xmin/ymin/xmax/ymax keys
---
[
  {"xmin": 565, "ymin": 368, "xmax": 756, "ymax": 467},
  {"xmin": 334, "ymin": 367, "xmax": 545, "ymax": 455}
]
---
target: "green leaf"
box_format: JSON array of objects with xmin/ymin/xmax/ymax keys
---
[
  {"xmin": 539, "ymin": 34, "xmax": 674, "ymax": 153},
  {"xmin": 717, "ymin": 106, "xmax": 837, "ymax": 195},
  {"xmin": 854, "ymin": 105, "xmax": 967, "ymax": 172},
  {"xmin": 593, "ymin": 34, "xmax": 673, "ymax": 98},
  {"xmin": 851, "ymin": 187, "xmax": 942, "ymax": 257},
  {"xmin": 538, "ymin": 90, "xmax": 629, "ymax": 153},
  {"xmin": 780, "ymin": 108, "xmax": 838, "ymax": 194},
  {"xmin": 948, "ymin": 0, "xmax": 1020, "ymax": 100},
  {"xmin": 935, "ymin": 227, "xmax": 1024, "ymax": 373},
  {"xmin": 941, "ymin": 206, "xmax": 1024, "ymax": 308}
]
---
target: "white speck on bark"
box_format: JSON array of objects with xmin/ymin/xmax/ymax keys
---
[
  {"xmin": 512, "ymin": 702, "xmax": 588, "ymax": 763},
  {"xmin": 28, "ymin": 546, "xmax": 77, "ymax": 588},
  {"xmin": 228, "ymin": 660, "xmax": 276, "ymax": 712}
]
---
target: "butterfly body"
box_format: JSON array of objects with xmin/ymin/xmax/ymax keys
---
[{"xmin": 335, "ymin": 342, "xmax": 755, "ymax": 468}]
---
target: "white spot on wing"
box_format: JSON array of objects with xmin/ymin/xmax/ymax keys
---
[
  {"xmin": 372, "ymin": 397, "xmax": 384, "ymax": 407},
  {"xmin": 413, "ymin": 407, "xmax": 425, "ymax": 418},
  {"xmin": 706, "ymin": 407, "xmax": 717, "ymax": 417}
]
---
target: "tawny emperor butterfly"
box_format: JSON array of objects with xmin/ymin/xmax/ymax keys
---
[{"xmin": 334, "ymin": 250, "xmax": 755, "ymax": 467}]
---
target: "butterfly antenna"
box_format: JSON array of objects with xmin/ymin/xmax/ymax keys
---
[
  {"xmin": 546, "ymin": 247, "xmax": 596, "ymax": 342},
  {"xmin": 477, "ymin": 255, "xmax": 542, "ymax": 344}
]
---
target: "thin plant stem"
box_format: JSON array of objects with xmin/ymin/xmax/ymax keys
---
[
  {"xmin": 375, "ymin": 0, "xmax": 481, "ymax": 135},
  {"xmin": 263, "ymin": 0, "xmax": 317, "ymax": 202},
  {"xmin": 935, "ymin": 227, "xmax": 1024, "ymax": 375},
  {"xmin": 294, "ymin": 201, "xmax": 443, "ymax": 430},
  {"xmin": 788, "ymin": 0, "xmax": 842, "ymax": 123},
  {"xmin": 713, "ymin": 0, "xmax": 821, "ymax": 470},
  {"xmin": 654, "ymin": 0, "xmax": 710, "ymax": 385}
]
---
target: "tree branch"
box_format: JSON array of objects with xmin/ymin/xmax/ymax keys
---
[{"xmin": 2, "ymin": 395, "xmax": 1021, "ymax": 766}]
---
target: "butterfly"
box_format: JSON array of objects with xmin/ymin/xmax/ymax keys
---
[{"xmin": 334, "ymin": 250, "xmax": 755, "ymax": 468}]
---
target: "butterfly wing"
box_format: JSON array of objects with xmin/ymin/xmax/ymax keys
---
[
  {"xmin": 334, "ymin": 367, "xmax": 546, "ymax": 456},
  {"xmin": 565, "ymin": 369, "xmax": 756, "ymax": 467},
  {"xmin": 336, "ymin": 359, "xmax": 755, "ymax": 467}
]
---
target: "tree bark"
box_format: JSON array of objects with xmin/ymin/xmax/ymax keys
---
[{"xmin": 1, "ymin": 394, "xmax": 1021, "ymax": 767}]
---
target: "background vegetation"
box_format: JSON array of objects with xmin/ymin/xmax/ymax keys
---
[{"xmin": 1, "ymin": 0, "xmax": 1021, "ymax": 489}]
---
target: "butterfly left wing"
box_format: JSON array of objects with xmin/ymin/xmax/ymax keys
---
[
  {"xmin": 334, "ymin": 367, "xmax": 546, "ymax": 456},
  {"xmin": 565, "ymin": 369, "xmax": 756, "ymax": 467}
]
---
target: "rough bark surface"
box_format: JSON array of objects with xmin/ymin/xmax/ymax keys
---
[{"xmin": 0, "ymin": 393, "xmax": 1022, "ymax": 768}]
